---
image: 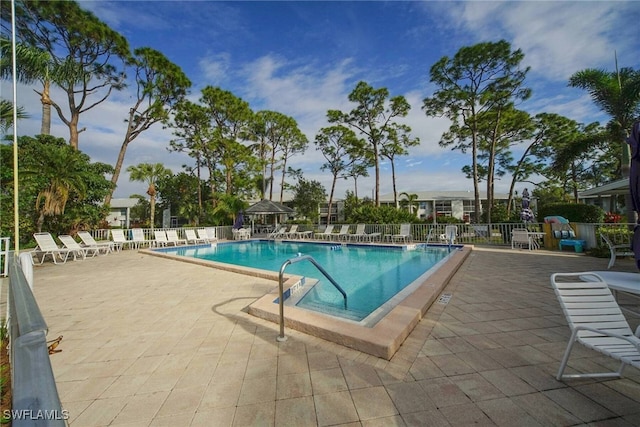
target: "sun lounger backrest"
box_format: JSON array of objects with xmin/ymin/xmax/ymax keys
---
[
  {"xmin": 78, "ymin": 231, "xmax": 98, "ymax": 246},
  {"xmin": 111, "ymin": 229, "xmax": 127, "ymax": 242},
  {"xmin": 58, "ymin": 235, "xmax": 82, "ymax": 249},
  {"xmin": 33, "ymin": 233, "xmax": 60, "ymax": 251}
]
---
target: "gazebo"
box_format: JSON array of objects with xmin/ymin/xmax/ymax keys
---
[{"xmin": 244, "ymin": 199, "xmax": 294, "ymax": 234}]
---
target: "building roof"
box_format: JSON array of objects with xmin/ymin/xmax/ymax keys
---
[
  {"xmin": 109, "ymin": 198, "xmax": 140, "ymax": 208},
  {"xmin": 578, "ymin": 179, "xmax": 628, "ymax": 198},
  {"xmin": 244, "ymin": 199, "xmax": 295, "ymax": 214}
]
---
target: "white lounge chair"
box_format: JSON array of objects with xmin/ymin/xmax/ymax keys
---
[
  {"xmin": 111, "ymin": 229, "xmax": 132, "ymax": 250},
  {"xmin": 166, "ymin": 229, "xmax": 186, "ymax": 246},
  {"xmin": 550, "ymin": 272, "xmax": 640, "ymax": 380},
  {"xmin": 185, "ymin": 229, "xmax": 207, "ymax": 244},
  {"xmin": 330, "ymin": 225, "xmax": 351, "ymax": 242},
  {"xmin": 295, "ymin": 228, "xmax": 313, "ymax": 239},
  {"xmin": 349, "ymin": 224, "xmax": 381, "ymax": 242},
  {"xmin": 600, "ymin": 234, "xmax": 634, "ymax": 269},
  {"xmin": 131, "ymin": 228, "xmax": 153, "ymax": 248},
  {"xmin": 392, "ymin": 223, "xmax": 412, "ymax": 243},
  {"xmin": 154, "ymin": 230, "xmax": 169, "ymax": 247},
  {"xmin": 314, "ymin": 225, "xmax": 334, "ymax": 240},
  {"xmin": 77, "ymin": 230, "xmax": 115, "ymax": 253},
  {"xmin": 58, "ymin": 234, "xmax": 99, "ymax": 260},
  {"xmin": 32, "ymin": 232, "xmax": 72, "ymax": 264},
  {"xmin": 268, "ymin": 226, "xmax": 288, "ymax": 239},
  {"xmin": 283, "ymin": 225, "xmax": 299, "ymax": 239},
  {"xmin": 511, "ymin": 229, "xmax": 533, "ymax": 250},
  {"xmin": 197, "ymin": 228, "xmax": 216, "ymax": 243},
  {"xmin": 205, "ymin": 227, "xmax": 218, "ymax": 242},
  {"xmin": 439, "ymin": 225, "xmax": 457, "ymax": 244}
]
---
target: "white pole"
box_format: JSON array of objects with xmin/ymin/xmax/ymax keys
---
[{"xmin": 11, "ymin": 0, "xmax": 20, "ymax": 254}]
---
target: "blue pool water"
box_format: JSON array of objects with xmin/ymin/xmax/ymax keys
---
[{"xmin": 157, "ymin": 240, "xmax": 453, "ymax": 322}]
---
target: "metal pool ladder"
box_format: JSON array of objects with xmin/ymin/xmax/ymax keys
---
[{"xmin": 277, "ymin": 254, "xmax": 347, "ymax": 342}]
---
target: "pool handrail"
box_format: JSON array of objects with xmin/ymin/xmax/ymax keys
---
[{"xmin": 277, "ymin": 254, "xmax": 348, "ymax": 342}]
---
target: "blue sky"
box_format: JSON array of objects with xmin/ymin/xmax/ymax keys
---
[{"xmin": 6, "ymin": 1, "xmax": 640, "ymax": 200}]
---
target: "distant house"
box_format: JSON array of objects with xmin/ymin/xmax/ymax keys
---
[
  {"xmin": 578, "ymin": 179, "xmax": 627, "ymax": 214},
  {"xmin": 106, "ymin": 198, "xmax": 139, "ymax": 228}
]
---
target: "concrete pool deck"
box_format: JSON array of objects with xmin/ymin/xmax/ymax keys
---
[{"xmin": 12, "ymin": 245, "xmax": 640, "ymax": 425}]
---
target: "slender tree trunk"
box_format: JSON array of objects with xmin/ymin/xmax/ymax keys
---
[
  {"xmin": 36, "ymin": 211, "xmax": 45, "ymax": 233},
  {"xmin": 279, "ymin": 158, "xmax": 288, "ymax": 203},
  {"xmin": 390, "ymin": 158, "xmax": 398, "ymax": 209},
  {"xmin": 104, "ymin": 113, "xmax": 136, "ymax": 206},
  {"xmin": 354, "ymin": 176, "xmax": 359, "ymax": 200},
  {"xmin": 269, "ymin": 150, "xmax": 277, "ymax": 201},
  {"xmin": 150, "ymin": 195, "xmax": 156, "ymax": 231},
  {"xmin": 40, "ymin": 80, "xmax": 51, "ymax": 135},
  {"xmin": 327, "ymin": 174, "xmax": 338, "ymax": 225},
  {"xmin": 472, "ymin": 135, "xmax": 481, "ymax": 223},
  {"xmin": 196, "ymin": 155, "xmax": 202, "ymax": 220},
  {"xmin": 373, "ymin": 142, "xmax": 380, "ymax": 206},
  {"xmin": 69, "ymin": 113, "xmax": 80, "ymax": 150}
]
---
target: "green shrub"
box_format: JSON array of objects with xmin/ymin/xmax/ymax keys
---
[
  {"xmin": 537, "ymin": 203, "xmax": 605, "ymax": 223},
  {"xmin": 348, "ymin": 205, "xmax": 418, "ymax": 224}
]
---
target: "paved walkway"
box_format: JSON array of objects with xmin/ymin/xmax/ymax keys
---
[{"xmin": 25, "ymin": 246, "xmax": 640, "ymax": 426}]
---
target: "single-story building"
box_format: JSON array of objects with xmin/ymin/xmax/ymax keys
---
[{"xmin": 578, "ymin": 179, "xmax": 627, "ymax": 214}]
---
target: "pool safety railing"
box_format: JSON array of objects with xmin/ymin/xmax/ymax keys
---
[{"xmin": 277, "ymin": 254, "xmax": 347, "ymax": 342}]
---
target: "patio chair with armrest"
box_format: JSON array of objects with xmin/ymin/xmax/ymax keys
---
[
  {"xmin": 439, "ymin": 225, "xmax": 458, "ymax": 244},
  {"xmin": 600, "ymin": 233, "xmax": 634, "ymax": 269},
  {"xmin": 511, "ymin": 229, "xmax": 533, "ymax": 250},
  {"xmin": 550, "ymin": 272, "xmax": 640, "ymax": 380}
]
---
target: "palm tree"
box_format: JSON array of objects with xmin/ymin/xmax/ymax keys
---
[
  {"xmin": 22, "ymin": 143, "xmax": 89, "ymax": 232},
  {"xmin": 0, "ymin": 37, "xmax": 46, "ymax": 131},
  {"xmin": 569, "ymin": 65, "xmax": 640, "ymax": 221},
  {"xmin": 399, "ymin": 192, "xmax": 419, "ymax": 217},
  {"xmin": 0, "ymin": 100, "xmax": 28, "ymax": 132},
  {"xmin": 127, "ymin": 163, "xmax": 172, "ymax": 230}
]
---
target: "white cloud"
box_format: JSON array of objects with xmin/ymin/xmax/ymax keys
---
[
  {"xmin": 199, "ymin": 53, "xmax": 232, "ymax": 87},
  {"xmin": 444, "ymin": 1, "xmax": 637, "ymax": 82}
]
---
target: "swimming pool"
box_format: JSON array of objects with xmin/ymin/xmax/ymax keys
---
[{"xmin": 156, "ymin": 240, "xmax": 454, "ymax": 323}]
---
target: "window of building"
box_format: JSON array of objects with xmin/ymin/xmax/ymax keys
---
[{"xmin": 435, "ymin": 201, "xmax": 452, "ymax": 217}]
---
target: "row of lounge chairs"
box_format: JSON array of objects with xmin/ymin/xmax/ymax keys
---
[
  {"xmin": 267, "ymin": 224, "xmax": 413, "ymax": 243},
  {"xmin": 31, "ymin": 232, "xmax": 116, "ymax": 265},
  {"xmin": 30, "ymin": 228, "xmax": 220, "ymax": 264}
]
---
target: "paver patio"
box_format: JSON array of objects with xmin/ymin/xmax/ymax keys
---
[{"xmin": 16, "ymin": 245, "xmax": 640, "ymax": 425}]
